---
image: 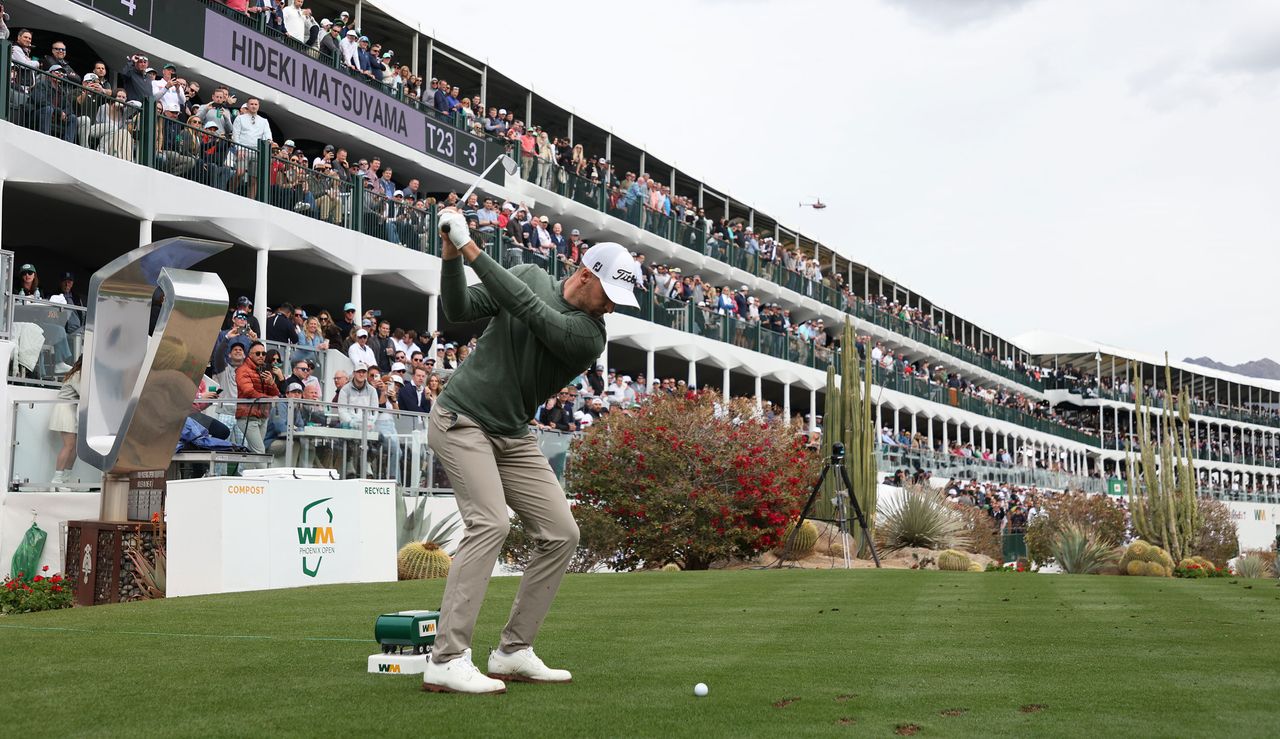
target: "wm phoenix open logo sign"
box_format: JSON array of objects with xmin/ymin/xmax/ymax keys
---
[{"xmin": 297, "ymin": 497, "xmax": 336, "ymax": 577}]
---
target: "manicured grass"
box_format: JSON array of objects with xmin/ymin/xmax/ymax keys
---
[{"xmin": 1, "ymin": 569, "xmax": 1278, "ymax": 737}]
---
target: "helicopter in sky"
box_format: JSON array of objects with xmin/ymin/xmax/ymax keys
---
[{"xmin": 799, "ymin": 198, "xmax": 827, "ymax": 210}]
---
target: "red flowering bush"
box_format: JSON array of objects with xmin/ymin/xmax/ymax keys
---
[
  {"xmin": 1, "ymin": 565, "xmax": 74, "ymax": 614},
  {"xmin": 567, "ymin": 391, "xmax": 819, "ymax": 570}
]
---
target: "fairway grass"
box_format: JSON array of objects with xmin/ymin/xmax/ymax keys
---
[{"xmin": 1, "ymin": 569, "xmax": 1277, "ymax": 737}]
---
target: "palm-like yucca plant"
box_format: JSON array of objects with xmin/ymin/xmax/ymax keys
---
[
  {"xmin": 1049, "ymin": 523, "xmax": 1117, "ymax": 575},
  {"xmin": 1234, "ymin": 553, "xmax": 1272, "ymax": 579},
  {"xmin": 874, "ymin": 485, "xmax": 969, "ymax": 553}
]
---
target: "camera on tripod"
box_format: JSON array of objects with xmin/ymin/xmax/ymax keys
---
[{"xmin": 776, "ymin": 441, "xmax": 881, "ymax": 568}]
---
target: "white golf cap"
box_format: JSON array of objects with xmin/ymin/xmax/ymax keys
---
[
  {"xmin": 581, "ymin": 242, "xmax": 639, "ymax": 308},
  {"xmin": 391, "ymin": 361, "xmax": 407, "ymax": 372}
]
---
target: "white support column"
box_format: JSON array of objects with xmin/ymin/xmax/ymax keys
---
[
  {"xmin": 722, "ymin": 366, "xmax": 730, "ymax": 403},
  {"xmin": 427, "ymin": 293, "xmax": 439, "ymax": 335},
  {"xmin": 411, "ymin": 34, "xmax": 420, "ymax": 78},
  {"xmin": 754, "ymin": 374, "xmax": 763, "ymax": 412},
  {"xmin": 927, "ymin": 415, "xmax": 934, "ymax": 451},
  {"xmin": 942, "ymin": 420, "xmax": 949, "ymax": 449},
  {"xmin": 0, "ymin": 180, "xmax": 4, "ymax": 245},
  {"xmin": 350, "ymin": 273, "xmax": 362, "ymax": 322},
  {"xmin": 139, "ymin": 218, "xmax": 152, "ymax": 247},
  {"xmin": 892, "ymin": 406, "xmax": 899, "ymax": 439},
  {"xmin": 687, "ymin": 358, "xmax": 696, "ymax": 389},
  {"xmin": 254, "ymin": 248, "xmax": 269, "ymax": 329},
  {"xmin": 647, "ymin": 351, "xmax": 657, "ymax": 395},
  {"xmin": 809, "ymin": 387, "xmax": 817, "ymax": 433},
  {"xmin": 782, "ymin": 382, "xmax": 791, "ymax": 422}
]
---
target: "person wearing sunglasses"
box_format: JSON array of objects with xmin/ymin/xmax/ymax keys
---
[{"xmin": 234, "ymin": 340, "xmax": 279, "ymax": 453}]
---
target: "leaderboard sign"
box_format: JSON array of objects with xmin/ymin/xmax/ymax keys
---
[
  {"xmin": 72, "ymin": 0, "xmax": 154, "ymax": 33},
  {"xmin": 201, "ymin": 10, "xmax": 495, "ymax": 175}
]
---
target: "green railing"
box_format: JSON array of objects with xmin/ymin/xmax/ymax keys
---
[
  {"xmin": 522, "ymin": 158, "xmax": 1043, "ymax": 392},
  {"xmin": 3, "ymin": 59, "xmax": 1089, "ymax": 445}
]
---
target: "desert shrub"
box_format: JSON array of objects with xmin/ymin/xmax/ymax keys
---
[
  {"xmin": 1233, "ymin": 553, "xmax": 1272, "ymax": 579},
  {"xmin": 875, "ymin": 485, "xmax": 969, "ymax": 553},
  {"xmin": 660, "ymin": 563, "xmax": 681, "ymax": 572},
  {"xmin": 502, "ymin": 503, "xmax": 626, "ymax": 574},
  {"xmin": 1024, "ymin": 492, "xmax": 1127, "ymax": 566},
  {"xmin": 568, "ymin": 392, "xmax": 818, "ymax": 570},
  {"xmin": 1050, "ymin": 523, "xmax": 1118, "ymax": 575},
  {"xmin": 1191, "ymin": 498, "xmax": 1239, "ymax": 566},
  {"xmin": 950, "ymin": 503, "xmax": 1002, "ymax": 562}
]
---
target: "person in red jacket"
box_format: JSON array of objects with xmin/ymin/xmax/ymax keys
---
[{"xmin": 235, "ymin": 341, "xmax": 278, "ymax": 453}]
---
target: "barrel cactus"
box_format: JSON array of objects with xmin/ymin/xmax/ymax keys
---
[
  {"xmin": 397, "ymin": 542, "xmax": 452, "ymax": 580},
  {"xmin": 1120, "ymin": 540, "xmax": 1171, "ymax": 576},
  {"xmin": 661, "ymin": 563, "xmax": 682, "ymax": 572},
  {"xmin": 937, "ymin": 549, "xmax": 972, "ymax": 572},
  {"xmin": 775, "ymin": 519, "xmax": 819, "ymax": 559},
  {"xmin": 828, "ymin": 540, "xmax": 846, "ymax": 559},
  {"xmin": 967, "ymin": 562, "xmax": 983, "ymax": 572}
]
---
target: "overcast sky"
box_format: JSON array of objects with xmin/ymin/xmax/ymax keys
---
[{"xmin": 380, "ymin": 0, "xmax": 1280, "ymax": 364}]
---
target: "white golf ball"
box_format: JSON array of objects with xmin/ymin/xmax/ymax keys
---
[{"xmin": 694, "ymin": 682, "xmax": 708, "ymax": 697}]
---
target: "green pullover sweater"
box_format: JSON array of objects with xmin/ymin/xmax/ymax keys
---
[{"xmin": 435, "ymin": 251, "xmax": 606, "ymax": 437}]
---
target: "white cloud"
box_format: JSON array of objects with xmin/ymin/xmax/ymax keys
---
[{"xmin": 882, "ymin": 0, "xmax": 1037, "ymax": 29}]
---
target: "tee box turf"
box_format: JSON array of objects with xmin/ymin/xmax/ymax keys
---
[{"xmin": 368, "ymin": 610, "xmax": 439, "ymax": 675}]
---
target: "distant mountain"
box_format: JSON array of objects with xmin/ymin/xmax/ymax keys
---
[{"xmin": 1183, "ymin": 356, "xmax": 1280, "ymax": 381}]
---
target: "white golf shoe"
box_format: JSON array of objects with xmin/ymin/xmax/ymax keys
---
[
  {"xmin": 422, "ymin": 649, "xmax": 506, "ymax": 694},
  {"xmin": 487, "ymin": 647, "xmax": 572, "ymax": 684}
]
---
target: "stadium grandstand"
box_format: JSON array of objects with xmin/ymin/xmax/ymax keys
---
[{"xmin": 1, "ymin": 0, "xmax": 1278, "ymax": 544}]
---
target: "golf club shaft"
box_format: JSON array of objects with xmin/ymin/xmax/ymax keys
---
[{"xmin": 443, "ymin": 158, "xmax": 504, "ymax": 234}]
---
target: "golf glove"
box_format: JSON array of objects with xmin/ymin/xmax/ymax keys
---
[{"xmin": 439, "ymin": 211, "xmax": 471, "ymax": 248}]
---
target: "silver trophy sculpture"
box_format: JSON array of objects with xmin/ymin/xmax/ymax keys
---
[{"xmin": 77, "ymin": 238, "xmax": 230, "ymax": 521}]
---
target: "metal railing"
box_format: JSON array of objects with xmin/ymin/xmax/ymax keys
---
[
  {"xmin": 9, "ymin": 396, "xmax": 444, "ymax": 493},
  {"xmin": 876, "ymin": 445, "xmax": 1106, "ymax": 494},
  {"xmin": 1093, "ymin": 384, "xmax": 1280, "ymax": 430},
  {"xmin": 8, "ymin": 391, "xmax": 581, "ymax": 495},
  {"xmin": 0, "ymin": 56, "xmax": 1086, "ymax": 445},
  {"xmin": 534, "ymin": 162, "xmax": 1044, "ymax": 392}
]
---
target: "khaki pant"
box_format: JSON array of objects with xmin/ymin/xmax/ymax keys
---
[{"xmin": 427, "ymin": 405, "xmax": 579, "ymax": 663}]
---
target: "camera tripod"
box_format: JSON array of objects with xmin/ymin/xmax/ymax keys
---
[{"xmin": 777, "ymin": 442, "xmax": 881, "ymax": 568}]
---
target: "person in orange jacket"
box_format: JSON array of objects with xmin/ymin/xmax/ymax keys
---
[{"xmin": 235, "ymin": 340, "xmax": 278, "ymax": 453}]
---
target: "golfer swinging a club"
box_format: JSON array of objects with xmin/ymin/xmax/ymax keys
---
[{"xmin": 422, "ymin": 207, "xmax": 639, "ymax": 694}]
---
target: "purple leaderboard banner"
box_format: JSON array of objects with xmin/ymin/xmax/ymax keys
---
[{"xmin": 202, "ymin": 10, "xmax": 425, "ymax": 150}]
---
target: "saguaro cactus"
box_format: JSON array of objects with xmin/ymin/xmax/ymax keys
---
[
  {"xmin": 1126, "ymin": 356, "xmax": 1200, "ymax": 563},
  {"xmin": 819, "ymin": 318, "xmax": 878, "ymax": 557}
]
